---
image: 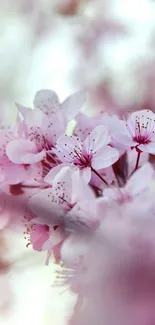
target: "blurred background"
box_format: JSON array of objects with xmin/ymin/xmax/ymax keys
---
[{"xmin": 1, "ymin": 0, "xmax": 155, "ymax": 324}]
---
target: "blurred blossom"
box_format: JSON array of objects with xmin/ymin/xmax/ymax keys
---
[
  {"xmin": 69, "ymin": 185, "xmax": 155, "ymax": 325},
  {"xmin": 71, "ymin": 0, "xmax": 155, "ymax": 115},
  {"xmin": 1, "ymin": 0, "xmax": 155, "ymax": 324},
  {"xmin": 54, "ymin": 0, "xmax": 80, "ymax": 16}
]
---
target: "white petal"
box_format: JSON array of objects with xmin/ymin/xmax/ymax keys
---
[
  {"xmin": 139, "ymin": 142, "xmax": 155, "ymax": 154},
  {"xmin": 60, "ymin": 234, "xmax": 90, "ymax": 268},
  {"xmin": 61, "ymin": 90, "xmax": 86, "ymax": 120},
  {"xmin": 84, "ymin": 125, "xmax": 111, "ymax": 153},
  {"xmin": 126, "ymin": 162, "xmax": 154, "ymax": 197},
  {"xmin": 15, "ymin": 102, "xmax": 31, "ymax": 118},
  {"xmin": 92, "ymin": 146, "xmax": 119, "ymax": 169},
  {"xmin": 79, "ymin": 167, "xmax": 91, "ymax": 183},
  {"xmin": 28, "ymin": 188, "xmax": 64, "ymax": 225},
  {"xmin": 33, "ymin": 89, "xmax": 60, "ymax": 114},
  {"xmin": 44, "ymin": 163, "xmax": 68, "ymax": 184},
  {"xmin": 6, "ymin": 139, "xmax": 45, "ymax": 164}
]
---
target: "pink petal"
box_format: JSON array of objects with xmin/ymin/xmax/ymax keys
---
[
  {"xmin": 102, "ymin": 115, "xmax": 128, "ymax": 136},
  {"xmin": 47, "ymin": 113, "xmax": 67, "ymax": 140},
  {"xmin": 54, "ymin": 135, "xmax": 83, "ymax": 162},
  {"xmin": 15, "ymin": 119, "xmax": 27, "ymax": 138},
  {"xmin": 22, "ymin": 162, "xmax": 43, "ymax": 185},
  {"xmin": 66, "ymin": 201, "xmax": 99, "ymax": 232},
  {"xmin": 74, "ymin": 113, "xmax": 101, "ymax": 141},
  {"xmin": 15, "ymin": 102, "xmax": 31, "ymax": 118},
  {"xmin": 79, "ymin": 167, "xmax": 91, "ymax": 183},
  {"xmin": 6, "ymin": 139, "xmax": 45, "ymax": 164},
  {"xmin": 30, "ymin": 224, "xmax": 50, "ymax": 251},
  {"xmin": 33, "ymin": 89, "xmax": 60, "ymax": 115},
  {"xmin": 102, "ymin": 115, "xmax": 136, "ymax": 149},
  {"xmin": 44, "ymin": 163, "xmax": 68, "ymax": 184},
  {"xmin": 19, "ymin": 151, "xmax": 45, "ymax": 164},
  {"xmin": 43, "ymin": 228, "xmax": 64, "ymax": 251},
  {"xmin": 102, "ymin": 188, "xmax": 120, "ymax": 201},
  {"xmin": 32, "ymin": 217, "xmax": 48, "ymax": 225},
  {"xmin": 116, "ymin": 134, "xmax": 136, "ymax": 148},
  {"xmin": 92, "ymin": 146, "xmax": 119, "ymax": 169},
  {"xmin": 127, "ymin": 110, "xmax": 155, "ymax": 137},
  {"xmin": 0, "ymin": 159, "xmax": 28, "ymax": 185},
  {"xmin": 126, "ymin": 162, "xmax": 154, "ymax": 197},
  {"xmin": 52, "ymin": 242, "xmax": 62, "ymax": 264},
  {"xmin": 24, "ymin": 108, "xmax": 49, "ymax": 132},
  {"xmin": 71, "ymin": 169, "xmax": 94, "ymax": 203},
  {"xmin": 61, "ymin": 90, "xmax": 86, "ymax": 120},
  {"xmin": 139, "ymin": 142, "xmax": 155, "ymax": 154},
  {"xmin": 42, "ymin": 227, "xmax": 65, "ymax": 264},
  {"xmin": 52, "ymin": 166, "xmax": 73, "ymax": 203},
  {"xmin": 28, "ymin": 188, "xmax": 64, "ymax": 225},
  {"xmin": 60, "ymin": 234, "xmax": 90, "ymax": 268},
  {"xmin": 84, "ymin": 125, "xmax": 111, "ymax": 153}
]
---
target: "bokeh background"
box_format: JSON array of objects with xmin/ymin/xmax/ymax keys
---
[{"xmin": 1, "ymin": 0, "xmax": 155, "ymax": 324}]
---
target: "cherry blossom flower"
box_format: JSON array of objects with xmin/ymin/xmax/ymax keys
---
[
  {"xmin": 6, "ymin": 89, "xmax": 86, "ymax": 178},
  {"xmin": 5, "ymin": 110, "xmax": 61, "ymax": 181},
  {"xmin": 52, "ymin": 125, "xmax": 119, "ymax": 183},
  {"xmin": 16, "ymin": 88, "xmax": 86, "ymax": 121},
  {"xmin": 28, "ymin": 166, "xmax": 96, "ymax": 264},
  {"xmin": 68, "ymin": 187, "xmax": 155, "ymax": 325},
  {"xmin": 28, "ymin": 166, "xmax": 96, "ymax": 227},
  {"xmin": 0, "ymin": 118, "xmax": 42, "ymax": 186},
  {"xmin": 74, "ymin": 112, "xmax": 102, "ymax": 141},
  {"xmin": 3, "ymin": 83, "xmax": 155, "ymax": 325},
  {"xmin": 102, "ymin": 162, "xmax": 154, "ymax": 204},
  {"xmin": 113, "ymin": 109, "xmax": 155, "ymax": 154}
]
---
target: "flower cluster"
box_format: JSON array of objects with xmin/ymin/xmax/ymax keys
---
[{"xmin": 1, "ymin": 89, "xmax": 155, "ymax": 323}]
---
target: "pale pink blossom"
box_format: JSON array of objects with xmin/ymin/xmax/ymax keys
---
[
  {"xmin": 6, "ymin": 89, "xmax": 85, "ymax": 177},
  {"xmin": 52, "ymin": 125, "xmax": 119, "ymax": 183},
  {"xmin": 6, "ymin": 111, "xmax": 60, "ymax": 180},
  {"xmin": 102, "ymin": 162, "xmax": 154, "ymax": 204},
  {"xmin": 28, "ymin": 167, "xmax": 96, "ymax": 263},
  {"xmin": 16, "ymin": 88, "xmax": 86, "ymax": 122},
  {"xmin": 41, "ymin": 226, "xmax": 65, "ymax": 265},
  {"xmin": 29, "ymin": 224, "xmax": 50, "ymax": 251},
  {"xmin": 28, "ymin": 221, "xmax": 63, "ymax": 264},
  {"xmin": 69, "ymin": 191, "xmax": 155, "ymax": 325},
  {"xmin": 74, "ymin": 112, "xmax": 102, "ymax": 141},
  {"xmin": 6, "ymin": 108, "xmax": 58, "ymax": 166},
  {"xmin": 0, "ymin": 121, "xmax": 42, "ymax": 186},
  {"xmin": 112, "ymin": 109, "xmax": 155, "ymax": 154},
  {"xmin": 28, "ymin": 166, "xmax": 95, "ymax": 224}
]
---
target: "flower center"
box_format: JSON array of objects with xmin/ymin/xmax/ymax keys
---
[
  {"xmin": 48, "ymin": 182, "xmax": 74, "ymax": 212},
  {"xmin": 126, "ymin": 112, "xmax": 155, "ymax": 145},
  {"xmin": 42, "ymin": 152, "xmax": 61, "ymax": 177},
  {"xmin": 29, "ymin": 127, "xmax": 53, "ymax": 151},
  {"xmin": 29, "ymin": 126, "xmax": 61, "ymax": 177},
  {"xmin": 133, "ymin": 135, "xmax": 150, "ymax": 145},
  {"xmin": 73, "ymin": 150, "xmax": 92, "ymax": 169}
]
